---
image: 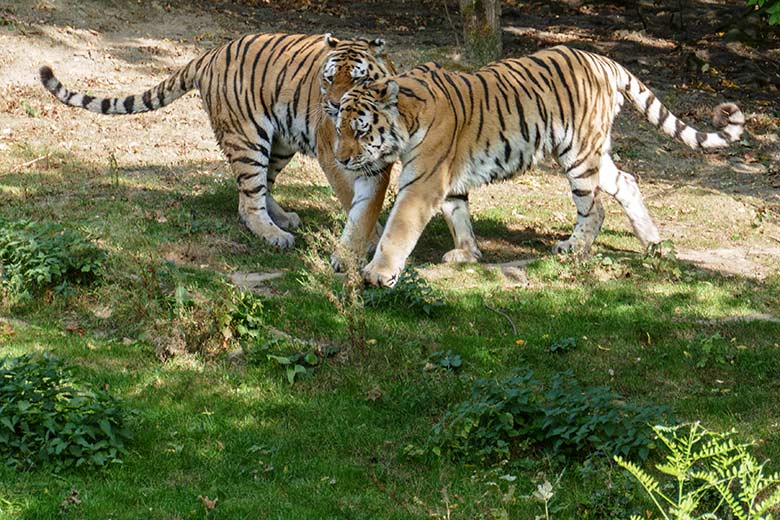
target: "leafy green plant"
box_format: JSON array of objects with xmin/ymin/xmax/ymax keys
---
[
  {"xmin": 0, "ymin": 218, "xmax": 105, "ymax": 303},
  {"xmin": 426, "ymin": 350, "xmax": 463, "ymax": 372},
  {"xmin": 643, "ymin": 239, "xmax": 688, "ymax": 281},
  {"xmin": 427, "ymin": 370, "xmax": 668, "ymax": 464},
  {"xmin": 364, "ymin": 267, "xmax": 444, "ymax": 316},
  {"xmin": 20, "ymin": 99, "xmax": 39, "ymax": 118},
  {"xmin": 616, "ymin": 422, "xmax": 780, "ymax": 520},
  {"xmin": 748, "ymin": 0, "xmax": 780, "ymax": 25},
  {"xmin": 218, "ymin": 288, "xmax": 264, "ymax": 346},
  {"xmin": 267, "ymin": 351, "xmax": 320, "ymax": 385},
  {"xmin": 246, "ymin": 336, "xmax": 340, "ymax": 385},
  {"xmin": 0, "ymin": 353, "xmax": 132, "ymax": 470},
  {"xmin": 689, "ymin": 332, "xmax": 736, "ymax": 369},
  {"xmin": 549, "ymin": 337, "xmax": 577, "ymax": 353}
]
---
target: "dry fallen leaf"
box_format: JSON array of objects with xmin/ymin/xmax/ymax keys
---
[
  {"xmin": 366, "ymin": 385, "xmax": 383, "ymax": 401},
  {"xmin": 0, "ymin": 323, "xmax": 14, "ymax": 336},
  {"xmin": 64, "ymin": 321, "xmax": 85, "ymax": 335},
  {"xmin": 60, "ymin": 489, "xmax": 81, "ymax": 509},
  {"xmin": 198, "ymin": 495, "xmax": 218, "ymax": 511}
]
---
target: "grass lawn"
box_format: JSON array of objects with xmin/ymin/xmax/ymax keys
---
[{"xmin": 2, "ymin": 145, "xmax": 779, "ymax": 519}]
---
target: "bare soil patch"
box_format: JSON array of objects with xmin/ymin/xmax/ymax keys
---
[{"xmin": 1, "ymin": 0, "xmax": 778, "ymax": 278}]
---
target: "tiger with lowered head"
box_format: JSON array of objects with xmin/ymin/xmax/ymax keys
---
[
  {"xmin": 330, "ymin": 45, "xmax": 745, "ymax": 287},
  {"xmin": 39, "ymin": 33, "xmax": 394, "ymax": 255}
]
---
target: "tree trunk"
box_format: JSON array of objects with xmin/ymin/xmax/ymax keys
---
[{"xmin": 459, "ymin": 0, "xmax": 502, "ymax": 66}]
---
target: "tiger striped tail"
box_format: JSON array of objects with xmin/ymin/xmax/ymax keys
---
[
  {"xmin": 622, "ymin": 73, "xmax": 745, "ymax": 150},
  {"xmin": 39, "ymin": 60, "xmax": 199, "ymax": 115}
]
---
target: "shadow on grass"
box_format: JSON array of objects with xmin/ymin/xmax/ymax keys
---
[{"xmin": 4, "ymin": 256, "xmax": 780, "ymax": 518}]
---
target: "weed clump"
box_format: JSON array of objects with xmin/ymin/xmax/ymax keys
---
[
  {"xmin": 300, "ymin": 228, "xmax": 367, "ymax": 353},
  {"xmin": 0, "ymin": 353, "xmax": 132, "ymax": 470},
  {"xmin": 364, "ymin": 267, "xmax": 444, "ymax": 317},
  {"xmin": 422, "ymin": 369, "xmax": 668, "ymax": 464},
  {"xmin": 0, "ymin": 218, "xmax": 105, "ymax": 304}
]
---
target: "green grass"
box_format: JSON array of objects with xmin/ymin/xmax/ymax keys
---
[{"xmin": 2, "ymin": 146, "xmax": 780, "ymax": 519}]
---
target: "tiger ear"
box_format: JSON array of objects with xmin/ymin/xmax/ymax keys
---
[
  {"xmin": 324, "ymin": 33, "xmax": 339, "ymax": 48},
  {"xmin": 368, "ymin": 38, "xmax": 386, "ymax": 56},
  {"xmin": 379, "ymin": 80, "xmax": 399, "ymax": 107}
]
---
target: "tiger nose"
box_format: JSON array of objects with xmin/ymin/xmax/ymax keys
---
[{"xmin": 336, "ymin": 157, "xmax": 350, "ymax": 167}]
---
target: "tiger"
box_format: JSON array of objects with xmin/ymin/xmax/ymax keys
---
[
  {"xmin": 330, "ymin": 45, "xmax": 745, "ymax": 287},
  {"xmin": 39, "ymin": 33, "xmax": 395, "ymax": 253}
]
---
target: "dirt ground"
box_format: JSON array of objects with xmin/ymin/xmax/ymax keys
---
[{"xmin": 1, "ymin": 0, "xmax": 779, "ymax": 277}]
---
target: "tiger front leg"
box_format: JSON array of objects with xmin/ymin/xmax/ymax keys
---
[
  {"xmin": 316, "ymin": 131, "xmax": 390, "ymax": 271},
  {"xmin": 363, "ymin": 175, "xmax": 446, "ymax": 287},
  {"xmin": 332, "ymin": 170, "xmax": 391, "ymax": 272}
]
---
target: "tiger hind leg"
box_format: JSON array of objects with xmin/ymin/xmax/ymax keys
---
[
  {"xmin": 598, "ymin": 153, "xmax": 660, "ymax": 248},
  {"xmin": 223, "ymin": 130, "xmax": 295, "ymax": 248},
  {"xmin": 554, "ymin": 160, "xmax": 606, "ymax": 255},
  {"xmin": 441, "ymin": 194, "xmax": 482, "ymax": 263}
]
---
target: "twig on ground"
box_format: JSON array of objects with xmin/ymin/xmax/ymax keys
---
[
  {"xmin": 6, "ymin": 153, "xmax": 51, "ymax": 174},
  {"xmin": 483, "ymin": 299, "xmax": 518, "ymax": 336}
]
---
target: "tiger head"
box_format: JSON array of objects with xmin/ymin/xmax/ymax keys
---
[
  {"xmin": 320, "ymin": 34, "xmax": 394, "ymax": 121},
  {"xmin": 332, "ymin": 79, "xmax": 406, "ymax": 176}
]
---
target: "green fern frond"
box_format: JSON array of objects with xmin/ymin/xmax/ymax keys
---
[
  {"xmin": 753, "ymin": 485, "xmax": 780, "ymax": 515},
  {"xmin": 616, "ymin": 456, "xmax": 661, "ymax": 494}
]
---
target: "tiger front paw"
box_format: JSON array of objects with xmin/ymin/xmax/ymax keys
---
[
  {"xmin": 331, "ymin": 252, "xmax": 345, "ymax": 273},
  {"xmin": 442, "ymin": 247, "xmax": 482, "ymax": 264},
  {"xmin": 362, "ymin": 262, "xmax": 400, "ymax": 288},
  {"xmin": 552, "ymin": 239, "xmax": 577, "ymax": 254}
]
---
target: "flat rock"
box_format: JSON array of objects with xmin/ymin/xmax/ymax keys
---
[{"xmin": 229, "ymin": 271, "xmax": 285, "ymax": 292}]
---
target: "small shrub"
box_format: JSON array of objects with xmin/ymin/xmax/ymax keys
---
[
  {"xmin": 247, "ymin": 336, "xmax": 340, "ymax": 385},
  {"xmin": 749, "ymin": 0, "xmax": 780, "ymax": 25},
  {"xmin": 549, "ymin": 337, "xmax": 577, "ymax": 353},
  {"xmin": 0, "ymin": 353, "xmax": 132, "ymax": 470},
  {"xmin": 364, "ymin": 267, "xmax": 444, "ymax": 317},
  {"xmin": 642, "ymin": 239, "xmax": 691, "ymax": 281},
  {"xmin": 0, "ymin": 218, "xmax": 105, "ymax": 303},
  {"xmin": 426, "ymin": 350, "xmax": 463, "ymax": 372},
  {"xmin": 616, "ymin": 422, "xmax": 780, "ymax": 520},
  {"xmin": 427, "ymin": 370, "xmax": 668, "ymax": 464},
  {"xmin": 218, "ymin": 288, "xmax": 264, "ymax": 346},
  {"xmin": 689, "ymin": 332, "xmax": 737, "ymax": 369},
  {"xmin": 542, "ymin": 373, "xmax": 666, "ymax": 460},
  {"xmin": 267, "ymin": 351, "xmax": 319, "ymax": 385}
]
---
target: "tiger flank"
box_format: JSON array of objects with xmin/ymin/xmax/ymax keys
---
[
  {"xmin": 332, "ymin": 46, "xmax": 745, "ymax": 287},
  {"xmin": 40, "ymin": 33, "xmax": 394, "ymax": 255}
]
